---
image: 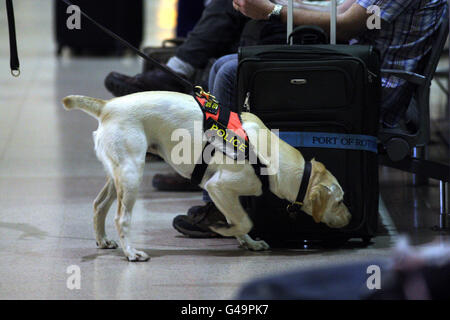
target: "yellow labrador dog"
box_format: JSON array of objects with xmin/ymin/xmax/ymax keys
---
[{"xmin": 63, "ymin": 91, "xmax": 351, "ymax": 261}]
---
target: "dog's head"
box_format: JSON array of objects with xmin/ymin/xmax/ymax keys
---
[{"xmin": 301, "ymin": 159, "xmax": 351, "ymax": 228}]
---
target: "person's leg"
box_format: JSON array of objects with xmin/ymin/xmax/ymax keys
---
[
  {"xmin": 209, "ymin": 54, "xmax": 238, "ymax": 109},
  {"xmin": 176, "ymin": 1, "xmax": 247, "ymax": 70},
  {"xmin": 207, "ymin": 54, "xmax": 236, "ymax": 92},
  {"xmin": 105, "ymin": 0, "xmax": 248, "ymax": 97},
  {"xmin": 175, "ymin": 54, "xmax": 240, "ymax": 238},
  {"xmin": 202, "ymin": 53, "xmax": 238, "ymax": 202}
]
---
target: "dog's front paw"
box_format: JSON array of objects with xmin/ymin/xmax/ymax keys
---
[
  {"xmin": 238, "ymin": 238, "xmax": 270, "ymax": 251},
  {"xmin": 96, "ymin": 238, "xmax": 118, "ymax": 249},
  {"xmin": 245, "ymin": 240, "xmax": 270, "ymax": 251},
  {"xmin": 126, "ymin": 249, "xmax": 150, "ymax": 262}
]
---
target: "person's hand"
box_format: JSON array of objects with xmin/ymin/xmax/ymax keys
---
[
  {"xmin": 273, "ymin": 0, "xmax": 304, "ymax": 7},
  {"xmin": 232, "ymin": 0, "xmax": 275, "ymax": 20}
]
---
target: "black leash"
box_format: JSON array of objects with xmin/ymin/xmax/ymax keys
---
[
  {"xmin": 6, "ymin": 0, "xmax": 20, "ymax": 77},
  {"xmin": 4, "ymin": 0, "xmax": 193, "ymax": 90},
  {"xmin": 58, "ymin": 0, "xmax": 193, "ymax": 93}
]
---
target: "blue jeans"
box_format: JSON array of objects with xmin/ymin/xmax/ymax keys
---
[
  {"xmin": 203, "ymin": 54, "xmax": 239, "ymax": 202},
  {"xmin": 208, "ymin": 54, "xmax": 238, "ymax": 109}
]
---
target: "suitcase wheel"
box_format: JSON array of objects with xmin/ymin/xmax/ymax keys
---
[{"xmin": 320, "ymin": 237, "xmax": 349, "ymax": 248}]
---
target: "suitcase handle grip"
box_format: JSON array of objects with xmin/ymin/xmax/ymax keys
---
[
  {"xmin": 287, "ymin": 0, "xmax": 336, "ymax": 44},
  {"xmin": 287, "ymin": 25, "xmax": 328, "ymax": 45},
  {"xmin": 290, "ymin": 79, "xmax": 307, "ymax": 85}
]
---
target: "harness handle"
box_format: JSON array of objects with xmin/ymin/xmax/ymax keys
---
[{"xmin": 6, "ymin": 0, "xmax": 20, "ymax": 77}]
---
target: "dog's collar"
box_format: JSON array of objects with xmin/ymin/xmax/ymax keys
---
[{"xmin": 287, "ymin": 160, "xmax": 312, "ymax": 212}]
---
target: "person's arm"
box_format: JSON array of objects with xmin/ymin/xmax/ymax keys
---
[
  {"xmin": 273, "ymin": 0, "xmax": 356, "ymax": 14},
  {"xmin": 232, "ymin": 0, "xmax": 368, "ymax": 42}
]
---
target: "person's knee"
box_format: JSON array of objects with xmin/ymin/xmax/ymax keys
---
[
  {"xmin": 216, "ymin": 61, "xmax": 237, "ymax": 88},
  {"xmin": 212, "ymin": 55, "xmax": 238, "ymax": 85},
  {"xmin": 213, "ymin": 54, "xmax": 237, "ymax": 73},
  {"xmin": 210, "ymin": 55, "xmax": 232, "ymax": 80}
]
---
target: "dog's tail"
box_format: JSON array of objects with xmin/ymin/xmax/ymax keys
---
[{"xmin": 62, "ymin": 95, "xmax": 107, "ymax": 118}]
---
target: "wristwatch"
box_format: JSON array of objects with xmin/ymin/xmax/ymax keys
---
[{"xmin": 267, "ymin": 4, "xmax": 283, "ymax": 22}]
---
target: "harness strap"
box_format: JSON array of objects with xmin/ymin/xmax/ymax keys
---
[
  {"xmin": 191, "ymin": 142, "xmax": 215, "ymax": 186},
  {"xmin": 287, "ymin": 160, "xmax": 312, "ymax": 213},
  {"xmin": 6, "ymin": 0, "xmax": 20, "ymax": 77},
  {"xmin": 250, "ymin": 150, "xmax": 270, "ymax": 192},
  {"xmin": 296, "ymin": 160, "xmax": 312, "ymax": 204},
  {"xmin": 217, "ymin": 107, "xmax": 230, "ymax": 127}
]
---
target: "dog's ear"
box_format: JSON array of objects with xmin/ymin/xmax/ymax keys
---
[{"xmin": 309, "ymin": 184, "xmax": 329, "ymax": 223}]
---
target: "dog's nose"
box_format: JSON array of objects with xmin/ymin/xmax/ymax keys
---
[
  {"xmin": 334, "ymin": 209, "xmax": 351, "ymax": 228},
  {"xmin": 343, "ymin": 210, "xmax": 351, "ymax": 224}
]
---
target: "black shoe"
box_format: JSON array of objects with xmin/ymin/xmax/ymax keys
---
[
  {"xmin": 152, "ymin": 172, "xmax": 201, "ymax": 192},
  {"xmin": 104, "ymin": 69, "xmax": 189, "ymax": 97},
  {"xmin": 187, "ymin": 205, "xmax": 206, "ymax": 217},
  {"xmin": 172, "ymin": 202, "xmax": 227, "ymax": 238}
]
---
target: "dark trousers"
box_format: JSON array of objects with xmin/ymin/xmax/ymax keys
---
[{"xmin": 176, "ymin": 0, "xmax": 249, "ymax": 69}]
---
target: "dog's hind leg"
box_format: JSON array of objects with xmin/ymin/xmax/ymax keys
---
[
  {"xmin": 113, "ymin": 159, "xmax": 149, "ymax": 262},
  {"xmin": 93, "ymin": 177, "xmax": 118, "ymax": 249},
  {"xmin": 205, "ymin": 172, "xmax": 270, "ymax": 251}
]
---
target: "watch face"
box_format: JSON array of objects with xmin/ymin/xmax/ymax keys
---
[
  {"xmin": 268, "ymin": 5, "xmax": 282, "ymax": 22},
  {"xmin": 269, "ymin": 14, "xmax": 281, "ymax": 22}
]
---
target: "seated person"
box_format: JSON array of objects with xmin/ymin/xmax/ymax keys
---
[
  {"xmin": 104, "ymin": 0, "xmax": 249, "ymax": 96},
  {"xmin": 172, "ymin": 0, "xmax": 448, "ymax": 237}
]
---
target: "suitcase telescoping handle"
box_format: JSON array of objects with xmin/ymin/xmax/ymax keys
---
[{"xmin": 286, "ymin": 0, "xmax": 337, "ymax": 45}]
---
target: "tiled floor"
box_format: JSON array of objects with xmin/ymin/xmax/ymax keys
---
[{"xmin": 0, "ymin": 0, "xmax": 448, "ymax": 300}]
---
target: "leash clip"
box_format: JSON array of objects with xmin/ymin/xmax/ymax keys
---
[
  {"xmin": 286, "ymin": 201, "xmax": 303, "ymax": 214},
  {"xmin": 11, "ymin": 68, "xmax": 20, "ymax": 77},
  {"xmin": 194, "ymin": 86, "xmax": 218, "ymax": 103}
]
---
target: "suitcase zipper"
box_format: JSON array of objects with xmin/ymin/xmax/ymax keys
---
[
  {"xmin": 367, "ymin": 69, "xmax": 377, "ymax": 83},
  {"xmin": 243, "ymin": 92, "xmax": 251, "ymax": 112}
]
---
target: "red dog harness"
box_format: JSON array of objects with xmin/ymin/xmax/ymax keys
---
[
  {"xmin": 195, "ymin": 94, "xmax": 248, "ymax": 140},
  {"xmin": 191, "ymin": 87, "xmax": 312, "ymax": 213},
  {"xmin": 193, "ymin": 87, "xmax": 249, "ymax": 160},
  {"xmin": 190, "ymin": 87, "xmax": 267, "ymax": 187}
]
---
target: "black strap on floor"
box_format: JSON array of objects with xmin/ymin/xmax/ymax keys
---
[
  {"xmin": 58, "ymin": 0, "xmax": 193, "ymax": 93},
  {"xmin": 6, "ymin": 0, "xmax": 20, "ymax": 77}
]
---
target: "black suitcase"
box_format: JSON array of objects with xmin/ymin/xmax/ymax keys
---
[
  {"xmin": 54, "ymin": 0, "xmax": 143, "ymax": 55},
  {"xmin": 237, "ymin": 1, "xmax": 381, "ymax": 246}
]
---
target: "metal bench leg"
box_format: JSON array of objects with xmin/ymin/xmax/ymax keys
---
[
  {"xmin": 412, "ymin": 146, "xmax": 429, "ymax": 186},
  {"xmin": 440, "ymin": 181, "xmax": 449, "ymax": 229}
]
